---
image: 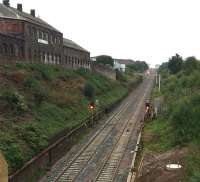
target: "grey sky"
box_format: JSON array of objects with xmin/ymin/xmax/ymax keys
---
[{"xmin": 10, "ymin": 0, "xmax": 200, "ymax": 67}]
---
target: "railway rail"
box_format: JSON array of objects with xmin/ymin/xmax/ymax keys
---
[{"xmin": 44, "ymin": 76, "xmax": 154, "ymax": 182}]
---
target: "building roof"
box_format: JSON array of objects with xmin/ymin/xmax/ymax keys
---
[
  {"xmin": 0, "ymin": 3, "xmax": 61, "ymax": 33},
  {"xmin": 63, "ymin": 38, "xmax": 89, "ymax": 52},
  {"xmin": 114, "ymin": 59, "xmax": 135, "ymax": 65}
]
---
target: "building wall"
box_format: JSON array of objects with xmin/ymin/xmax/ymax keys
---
[
  {"xmin": 23, "ymin": 22, "xmax": 63, "ymax": 64},
  {"xmin": 114, "ymin": 60, "xmax": 126, "ymax": 72},
  {"xmin": 0, "ymin": 33, "xmax": 24, "ymax": 64},
  {"xmin": 63, "ymin": 46, "xmax": 90, "ymax": 69},
  {"xmin": 0, "ymin": 18, "xmax": 90, "ymax": 70},
  {"xmin": 0, "ymin": 18, "xmax": 24, "ymax": 33}
]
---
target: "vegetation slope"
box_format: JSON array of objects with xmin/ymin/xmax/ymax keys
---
[
  {"xmin": 144, "ymin": 55, "xmax": 200, "ymax": 181},
  {"xmin": 0, "ymin": 63, "xmax": 142, "ymax": 174}
]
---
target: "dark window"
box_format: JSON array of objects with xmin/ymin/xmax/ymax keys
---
[
  {"xmin": 10, "ymin": 44, "xmax": 14, "ymax": 55},
  {"xmin": 3, "ymin": 43, "xmax": 8, "ymax": 55},
  {"xmin": 33, "ymin": 27, "xmax": 36, "ymax": 38},
  {"xmin": 37, "ymin": 30, "xmax": 40, "ymax": 39},
  {"xmin": 34, "ymin": 49, "xmax": 37, "ymax": 59},
  {"xmin": 47, "ymin": 53, "xmax": 49, "ymax": 61},
  {"xmin": 46, "ymin": 33, "xmax": 48, "ymax": 41},
  {"xmin": 28, "ymin": 26, "xmax": 31, "ymax": 36},
  {"xmin": 39, "ymin": 31, "xmax": 42, "ymax": 39},
  {"xmin": 20, "ymin": 46, "xmax": 24, "ymax": 57},
  {"xmin": 43, "ymin": 52, "xmax": 45, "ymax": 61},
  {"xmin": 44, "ymin": 33, "xmax": 46, "ymax": 40},
  {"xmin": 28, "ymin": 48, "xmax": 32, "ymax": 60}
]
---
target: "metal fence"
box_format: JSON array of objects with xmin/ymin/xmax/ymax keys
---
[{"xmin": 9, "ymin": 94, "xmax": 127, "ymax": 182}]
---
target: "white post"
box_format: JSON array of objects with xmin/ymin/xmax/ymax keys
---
[
  {"xmin": 159, "ymin": 74, "xmax": 161, "ymax": 92},
  {"xmin": 156, "ymin": 71, "xmax": 158, "ymax": 85}
]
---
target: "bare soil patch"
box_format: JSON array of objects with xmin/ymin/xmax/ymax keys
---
[{"xmin": 138, "ymin": 147, "xmax": 188, "ymax": 182}]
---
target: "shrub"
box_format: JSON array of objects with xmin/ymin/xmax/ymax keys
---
[
  {"xmin": 84, "ymin": 82, "xmax": 95, "ymax": 100},
  {"xmin": 32, "ymin": 85, "xmax": 48, "ymax": 105},
  {"xmin": 170, "ymin": 94, "xmax": 200, "ymax": 144},
  {"xmin": 1, "ymin": 90, "xmax": 28, "ymax": 113},
  {"xmin": 116, "ymin": 69, "xmax": 127, "ymax": 82},
  {"xmin": 20, "ymin": 124, "xmax": 48, "ymax": 153},
  {"xmin": 0, "ymin": 134, "xmax": 24, "ymax": 172}
]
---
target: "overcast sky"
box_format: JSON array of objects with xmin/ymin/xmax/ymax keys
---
[{"xmin": 10, "ymin": 0, "xmax": 200, "ymax": 67}]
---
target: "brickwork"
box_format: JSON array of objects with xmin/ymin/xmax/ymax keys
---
[{"xmin": 0, "ymin": 19, "xmax": 24, "ymax": 33}]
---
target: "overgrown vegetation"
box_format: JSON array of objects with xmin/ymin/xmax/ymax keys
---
[
  {"xmin": 0, "ymin": 63, "xmax": 141, "ymax": 174},
  {"xmin": 96, "ymin": 55, "xmax": 114, "ymax": 66},
  {"xmin": 126, "ymin": 60, "xmax": 149, "ymax": 73},
  {"xmin": 145, "ymin": 55, "xmax": 200, "ymax": 181}
]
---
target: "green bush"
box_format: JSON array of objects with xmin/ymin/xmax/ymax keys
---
[
  {"xmin": 116, "ymin": 70, "xmax": 127, "ymax": 82},
  {"xmin": 84, "ymin": 82, "xmax": 95, "ymax": 100},
  {"xmin": 0, "ymin": 134, "xmax": 24, "ymax": 171},
  {"xmin": 170, "ymin": 94, "xmax": 200, "ymax": 144},
  {"xmin": 20, "ymin": 124, "xmax": 48, "ymax": 153},
  {"xmin": 1, "ymin": 90, "xmax": 28, "ymax": 113}
]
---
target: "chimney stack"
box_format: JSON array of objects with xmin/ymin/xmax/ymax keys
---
[
  {"xmin": 30, "ymin": 9, "xmax": 35, "ymax": 17},
  {"xmin": 17, "ymin": 4, "xmax": 22, "ymax": 12},
  {"xmin": 3, "ymin": 0, "xmax": 10, "ymax": 7}
]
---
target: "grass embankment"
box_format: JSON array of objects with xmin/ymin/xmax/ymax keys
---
[
  {"xmin": 0, "ymin": 63, "xmax": 141, "ymax": 174},
  {"xmin": 143, "ymin": 64, "xmax": 200, "ymax": 181}
]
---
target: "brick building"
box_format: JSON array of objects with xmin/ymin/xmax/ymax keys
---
[
  {"xmin": 63, "ymin": 38, "xmax": 90, "ymax": 69},
  {"xmin": 0, "ymin": 0, "xmax": 90, "ymax": 68}
]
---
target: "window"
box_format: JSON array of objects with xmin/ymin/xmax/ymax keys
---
[
  {"xmin": 37, "ymin": 30, "xmax": 40, "ymax": 39},
  {"xmin": 54, "ymin": 37, "xmax": 57, "ymax": 44},
  {"xmin": 33, "ymin": 27, "xmax": 36, "ymax": 38},
  {"xmin": 47, "ymin": 53, "xmax": 49, "ymax": 62},
  {"xmin": 51, "ymin": 35, "xmax": 53, "ymax": 44},
  {"xmin": 28, "ymin": 48, "xmax": 32, "ymax": 60},
  {"xmin": 34, "ymin": 49, "xmax": 37, "ymax": 59},
  {"xmin": 58, "ymin": 37, "xmax": 61, "ymax": 45},
  {"xmin": 39, "ymin": 31, "xmax": 42, "ymax": 39},
  {"xmin": 0, "ymin": 45, "xmax": 2, "ymax": 54},
  {"xmin": 28, "ymin": 26, "xmax": 31, "ymax": 36},
  {"xmin": 41, "ymin": 32, "xmax": 44, "ymax": 39},
  {"xmin": 20, "ymin": 46, "xmax": 24, "ymax": 57},
  {"xmin": 3, "ymin": 43, "xmax": 8, "ymax": 55},
  {"xmin": 46, "ymin": 33, "xmax": 48, "ymax": 41},
  {"xmin": 10, "ymin": 44, "xmax": 14, "ymax": 55}
]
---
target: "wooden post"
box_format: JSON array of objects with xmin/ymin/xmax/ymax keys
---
[{"xmin": 0, "ymin": 151, "xmax": 8, "ymax": 182}]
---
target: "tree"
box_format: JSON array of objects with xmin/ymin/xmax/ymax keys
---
[
  {"xmin": 183, "ymin": 56, "xmax": 199, "ymax": 73},
  {"xmin": 168, "ymin": 54, "xmax": 183, "ymax": 74},
  {"xmin": 127, "ymin": 61, "xmax": 149, "ymax": 72},
  {"xmin": 96, "ymin": 55, "xmax": 114, "ymax": 66},
  {"xmin": 84, "ymin": 82, "xmax": 95, "ymax": 101}
]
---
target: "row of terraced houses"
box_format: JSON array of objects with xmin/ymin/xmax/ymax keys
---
[{"xmin": 0, "ymin": 0, "xmax": 90, "ymax": 69}]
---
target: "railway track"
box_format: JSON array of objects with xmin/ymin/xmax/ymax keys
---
[
  {"xmin": 45, "ymin": 76, "xmax": 154, "ymax": 182},
  {"xmin": 94, "ymin": 78, "xmax": 153, "ymax": 182}
]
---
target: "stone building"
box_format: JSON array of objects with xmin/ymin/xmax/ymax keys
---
[{"xmin": 0, "ymin": 0, "xmax": 90, "ymax": 68}]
